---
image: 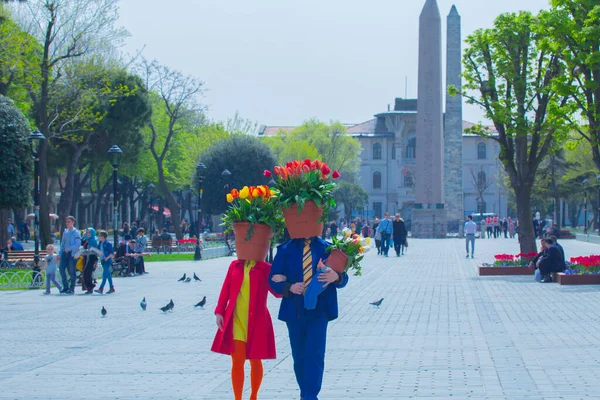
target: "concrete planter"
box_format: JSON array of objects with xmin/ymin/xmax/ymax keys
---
[
  {"xmin": 555, "ymin": 273, "xmax": 600, "ymax": 285},
  {"xmin": 478, "ymin": 265, "xmax": 534, "ymax": 276}
]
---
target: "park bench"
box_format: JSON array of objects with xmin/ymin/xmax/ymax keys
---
[
  {"xmin": 2, "ymin": 250, "xmax": 47, "ymax": 269},
  {"xmin": 149, "ymin": 239, "xmax": 177, "ymax": 253}
]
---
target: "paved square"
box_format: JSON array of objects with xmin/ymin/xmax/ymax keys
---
[{"xmin": 2, "ymin": 237, "xmax": 600, "ymax": 399}]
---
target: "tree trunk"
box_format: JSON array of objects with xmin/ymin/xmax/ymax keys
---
[
  {"xmin": 57, "ymin": 144, "xmax": 88, "ymax": 225},
  {"xmin": 515, "ymin": 186, "xmax": 536, "ymax": 253},
  {"xmin": 156, "ymin": 160, "xmax": 182, "ymax": 239},
  {"xmin": 0, "ymin": 209, "xmax": 10, "ymax": 246}
]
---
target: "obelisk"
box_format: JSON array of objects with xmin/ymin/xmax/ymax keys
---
[
  {"xmin": 444, "ymin": 5, "xmax": 464, "ymax": 230},
  {"xmin": 413, "ymin": 0, "xmax": 447, "ymax": 238}
]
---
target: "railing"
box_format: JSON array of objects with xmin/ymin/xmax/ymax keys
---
[{"xmin": 0, "ymin": 260, "xmax": 45, "ymax": 290}]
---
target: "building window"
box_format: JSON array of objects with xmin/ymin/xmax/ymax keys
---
[
  {"xmin": 391, "ymin": 145, "xmax": 396, "ymax": 160},
  {"xmin": 373, "ymin": 171, "xmax": 382, "ymax": 189},
  {"xmin": 406, "ymin": 138, "xmax": 416, "ymax": 159},
  {"xmin": 477, "ymin": 171, "xmax": 486, "ymax": 187},
  {"xmin": 477, "ymin": 142, "xmax": 486, "ymax": 160},
  {"xmin": 404, "ymin": 172, "xmax": 414, "ymax": 188},
  {"xmin": 373, "ymin": 143, "xmax": 382, "ymax": 160},
  {"xmin": 373, "ymin": 202, "xmax": 382, "ymax": 219}
]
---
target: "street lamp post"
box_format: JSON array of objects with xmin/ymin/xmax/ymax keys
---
[
  {"xmin": 108, "ymin": 145, "xmax": 123, "ymax": 245},
  {"xmin": 195, "ymin": 163, "xmax": 206, "ymax": 261},
  {"xmin": 583, "ymin": 179, "xmax": 589, "ymax": 234},
  {"xmin": 147, "ymin": 183, "xmax": 155, "ymax": 233},
  {"xmin": 27, "ymin": 129, "xmax": 46, "ymax": 277},
  {"xmin": 597, "ymin": 175, "xmax": 600, "ymax": 235},
  {"xmin": 176, "ymin": 186, "xmax": 183, "ymax": 222}
]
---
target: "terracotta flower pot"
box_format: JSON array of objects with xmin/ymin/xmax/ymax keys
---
[
  {"xmin": 282, "ymin": 200, "xmax": 324, "ymax": 239},
  {"xmin": 233, "ymin": 222, "xmax": 273, "ymax": 261},
  {"xmin": 327, "ymin": 249, "xmax": 349, "ymax": 273}
]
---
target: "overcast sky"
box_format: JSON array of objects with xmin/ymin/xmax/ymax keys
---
[{"xmin": 118, "ymin": 0, "xmax": 550, "ymax": 128}]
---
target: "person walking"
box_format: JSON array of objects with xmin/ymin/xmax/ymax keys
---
[
  {"xmin": 464, "ymin": 215, "xmax": 477, "ymax": 258},
  {"xmin": 212, "ymin": 258, "xmax": 281, "ymax": 400},
  {"xmin": 372, "ymin": 218, "xmax": 381, "ymax": 255},
  {"xmin": 508, "ymin": 217, "xmax": 515, "ymax": 238},
  {"xmin": 42, "ymin": 244, "xmax": 62, "ymax": 295},
  {"xmin": 95, "ymin": 231, "xmax": 115, "ymax": 294},
  {"xmin": 392, "ymin": 214, "xmax": 408, "ymax": 256},
  {"xmin": 59, "ymin": 216, "xmax": 81, "ymax": 294},
  {"xmin": 376, "ymin": 212, "xmax": 393, "ymax": 257},
  {"xmin": 269, "ymin": 236, "xmax": 349, "ymax": 400},
  {"xmin": 134, "ymin": 228, "xmax": 148, "ymax": 274},
  {"xmin": 80, "ymin": 228, "xmax": 100, "ymax": 294},
  {"xmin": 7, "ymin": 219, "xmax": 15, "ymax": 239}
]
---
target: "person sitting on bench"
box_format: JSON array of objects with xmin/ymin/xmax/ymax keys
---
[{"xmin": 536, "ymin": 237, "xmax": 565, "ymax": 283}]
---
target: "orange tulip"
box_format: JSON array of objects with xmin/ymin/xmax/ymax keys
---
[{"xmin": 231, "ymin": 189, "xmax": 239, "ymax": 198}]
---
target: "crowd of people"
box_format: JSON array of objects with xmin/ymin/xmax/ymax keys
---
[{"xmin": 36, "ymin": 216, "xmax": 150, "ymax": 295}]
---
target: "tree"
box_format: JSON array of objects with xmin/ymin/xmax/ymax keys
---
[
  {"xmin": 469, "ymin": 166, "xmax": 494, "ymax": 213},
  {"xmin": 140, "ymin": 60, "xmax": 206, "ymax": 239},
  {"xmin": 334, "ymin": 181, "xmax": 368, "ymax": 220},
  {"xmin": 0, "ymin": 95, "xmax": 32, "ymax": 245},
  {"xmin": 540, "ymin": 2, "xmax": 600, "ymax": 174},
  {"xmin": 10, "ymin": 0, "xmax": 128, "ymax": 245},
  {"xmin": 0, "ymin": 6, "xmax": 39, "ymax": 110},
  {"xmin": 49, "ymin": 60, "xmax": 151, "ymax": 226},
  {"xmin": 199, "ymin": 135, "xmax": 277, "ymax": 216},
  {"xmin": 451, "ymin": 11, "xmax": 572, "ymax": 253},
  {"xmin": 264, "ymin": 120, "xmax": 362, "ymax": 179}
]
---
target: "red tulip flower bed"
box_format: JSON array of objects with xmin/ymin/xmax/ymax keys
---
[{"xmin": 478, "ymin": 252, "xmax": 537, "ymax": 276}]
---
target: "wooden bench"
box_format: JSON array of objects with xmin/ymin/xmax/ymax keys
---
[
  {"xmin": 149, "ymin": 239, "xmax": 177, "ymax": 253},
  {"xmin": 3, "ymin": 250, "xmax": 47, "ymax": 268}
]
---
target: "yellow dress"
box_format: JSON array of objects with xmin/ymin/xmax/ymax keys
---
[{"xmin": 233, "ymin": 260, "xmax": 255, "ymax": 342}]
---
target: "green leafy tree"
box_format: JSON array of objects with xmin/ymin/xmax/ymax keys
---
[
  {"xmin": 540, "ymin": 2, "xmax": 600, "ymax": 174},
  {"xmin": 139, "ymin": 59, "xmax": 207, "ymax": 238},
  {"xmin": 199, "ymin": 136, "xmax": 277, "ymax": 216},
  {"xmin": 334, "ymin": 181, "xmax": 368, "ymax": 220},
  {"xmin": 10, "ymin": 0, "xmax": 128, "ymax": 245},
  {"xmin": 0, "ymin": 95, "xmax": 32, "ymax": 244},
  {"xmin": 451, "ymin": 11, "xmax": 572, "ymax": 253},
  {"xmin": 264, "ymin": 120, "xmax": 362, "ymax": 179}
]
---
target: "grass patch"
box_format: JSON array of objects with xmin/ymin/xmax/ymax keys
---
[
  {"xmin": 0, "ymin": 269, "xmax": 45, "ymax": 290},
  {"xmin": 145, "ymin": 254, "xmax": 196, "ymax": 262}
]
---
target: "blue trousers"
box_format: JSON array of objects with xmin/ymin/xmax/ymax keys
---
[
  {"xmin": 465, "ymin": 234, "xmax": 475, "ymax": 255},
  {"xmin": 286, "ymin": 310, "xmax": 328, "ymax": 400},
  {"xmin": 58, "ymin": 252, "xmax": 76, "ymax": 291},
  {"xmin": 99, "ymin": 261, "xmax": 114, "ymax": 289},
  {"xmin": 381, "ymin": 233, "xmax": 390, "ymax": 255}
]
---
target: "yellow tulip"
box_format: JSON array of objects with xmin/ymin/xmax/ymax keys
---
[
  {"xmin": 226, "ymin": 193, "xmax": 234, "ymax": 203},
  {"xmin": 239, "ymin": 186, "xmax": 250, "ymax": 199}
]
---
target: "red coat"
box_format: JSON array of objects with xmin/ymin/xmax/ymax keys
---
[{"xmin": 211, "ymin": 260, "xmax": 281, "ymax": 359}]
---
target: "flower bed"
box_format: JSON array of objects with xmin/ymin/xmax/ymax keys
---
[
  {"xmin": 555, "ymin": 256, "xmax": 600, "ymax": 285},
  {"xmin": 478, "ymin": 253, "xmax": 537, "ymax": 276}
]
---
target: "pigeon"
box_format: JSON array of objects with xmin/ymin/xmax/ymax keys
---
[
  {"xmin": 193, "ymin": 273, "xmax": 201, "ymax": 282},
  {"xmin": 168, "ymin": 299, "xmax": 174, "ymax": 311},
  {"xmin": 101, "ymin": 306, "xmax": 107, "ymax": 317},
  {"xmin": 184, "ymin": 277, "xmax": 191, "ymax": 283},
  {"xmin": 160, "ymin": 304, "xmax": 170, "ymax": 313},
  {"xmin": 194, "ymin": 296, "xmax": 207, "ymax": 309},
  {"xmin": 370, "ymin": 298, "xmax": 384, "ymax": 308},
  {"xmin": 178, "ymin": 273, "xmax": 187, "ymax": 282},
  {"xmin": 140, "ymin": 297, "xmax": 147, "ymax": 311}
]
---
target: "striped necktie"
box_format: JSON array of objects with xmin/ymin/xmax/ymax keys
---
[{"xmin": 302, "ymin": 239, "xmax": 312, "ymax": 292}]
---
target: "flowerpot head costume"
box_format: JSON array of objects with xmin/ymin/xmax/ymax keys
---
[
  {"xmin": 213, "ymin": 184, "xmax": 282, "ymax": 400},
  {"xmin": 267, "ymin": 159, "xmax": 349, "ymax": 400}
]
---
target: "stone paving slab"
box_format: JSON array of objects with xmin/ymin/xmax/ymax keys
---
[{"xmin": 2, "ymin": 237, "xmax": 600, "ymax": 399}]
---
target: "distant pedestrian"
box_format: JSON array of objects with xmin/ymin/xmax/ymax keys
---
[
  {"xmin": 42, "ymin": 244, "xmax": 62, "ymax": 294},
  {"xmin": 464, "ymin": 215, "xmax": 477, "ymax": 258},
  {"xmin": 376, "ymin": 213, "xmax": 393, "ymax": 257},
  {"xmin": 7, "ymin": 219, "xmax": 15, "ymax": 238},
  {"xmin": 373, "ymin": 218, "xmax": 381, "ymax": 255},
  {"xmin": 95, "ymin": 231, "xmax": 115, "ymax": 294},
  {"xmin": 59, "ymin": 216, "xmax": 81, "ymax": 294}
]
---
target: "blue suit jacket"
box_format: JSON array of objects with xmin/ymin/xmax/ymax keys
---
[{"xmin": 269, "ymin": 237, "xmax": 348, "ymax": 322}]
